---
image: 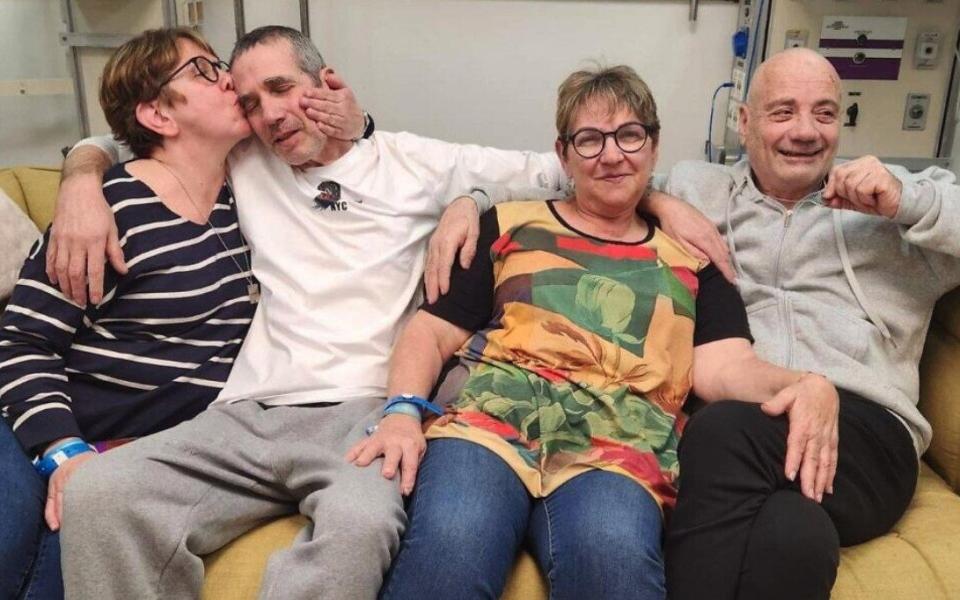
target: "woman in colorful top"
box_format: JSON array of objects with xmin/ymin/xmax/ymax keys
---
[
  {"xmin": 0, "ymin": 28, "xmax": 361, "ymax": 599},
  {"xmin": 350, "ymin": 65, "xmax": 840, "ymax": 600}
]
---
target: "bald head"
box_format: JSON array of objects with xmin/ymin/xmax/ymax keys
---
[
  {"xmin": 747, "ymin": 49, "xmax": 841, "ymax": 109},
  {"xmin": 738, "ymin": 48, "xmax": 842, "ymax": 203}
]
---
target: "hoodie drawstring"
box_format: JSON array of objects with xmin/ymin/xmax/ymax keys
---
[
  {"xmin": 724, "ymin": 184, "xmax": 894, "ymax": 344},
  {"xmin": 832, "ymin": 209, "xmax": 894, "ymax": 343}
]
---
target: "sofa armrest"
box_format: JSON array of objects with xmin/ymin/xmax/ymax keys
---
[
  {"xmin": 0, "ymin": 168, "xmax": 27, "ymax": 212},
  {"xmin": 14, "ymin": 167, "xmax": 60, "ymax": 231},
  {"xmin": 919, "ymin": 287, "xmax": 960, "ymax": 493}
]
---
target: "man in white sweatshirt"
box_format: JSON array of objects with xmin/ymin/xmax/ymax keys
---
[{"xmin": 53, "ymin": 25, "xmax": 567, "ymax": 600}]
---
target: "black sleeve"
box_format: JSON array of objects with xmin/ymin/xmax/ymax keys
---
[
  {"xmin": 693, "ymin": 263, "xmax": 753, "ymax": 346},
  {"xmin": 421, "ymin": 207, "xmax": 499, "ymax": 332},
  {"xmin": 362, "ymin": 112, "xmax": 375, "ymax": 139}
]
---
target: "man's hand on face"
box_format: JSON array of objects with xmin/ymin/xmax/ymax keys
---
[
  {"xmin": 345, "ymin": 414, "xmax": 427, "ymax": 496},
  {"xmin": 47, "ymin": 175, "xmax": 127, "ymax": 307},
  {"xmin": 822, "ymin": 156, "xmax": 903, "ymax": 219},
  {"xmin": 45, "ymin": 451, "xmax": 96, "ymax": 531},
  {"xmin": 299, "ymin": 71, "xmax": 366, "ymax": 141},
  {"xmin": 761, "ymin": 373, "xmax": 839, "ymax": 503}
]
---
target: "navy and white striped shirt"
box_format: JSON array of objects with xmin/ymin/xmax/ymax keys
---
[{"xmin": 0, "ymin": 163, "xmax": 256, "ymax": 454}]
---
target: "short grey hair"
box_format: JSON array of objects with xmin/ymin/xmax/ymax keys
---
[{"xmin": 230, "ymin": 25, "xmax": 325, "ymax": 84}]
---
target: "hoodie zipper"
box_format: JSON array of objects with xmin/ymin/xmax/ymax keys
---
[
  {"xmin": 773, "ymin": 209, "xmax": 792, "ymax": 288},
  {"xmin": 774, "ymin": 207, "xmax": 794, "ymax": 365}
]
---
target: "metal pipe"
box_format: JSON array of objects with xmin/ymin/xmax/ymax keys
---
[
  {"xmin": 234, "ymin": 0, "xmax": 246, "ymax": 40},
  {"xmin": 59, "ymin": 0, "xmax": 90, "ymax": 138},
  {"xmin": 689, "ymin": 0, "xmax": 698, "ymax": 22},
  {"xmin": 162, "ymin": 0, "xmax": 177, "ymax": 27},
  {"xmin": 300, "ymin": 0, "xmax": 310, "ymax": 37}
]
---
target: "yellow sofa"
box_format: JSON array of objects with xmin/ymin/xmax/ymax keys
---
[{"xmin": 3, "ymin": 165, "xmax": 959, "ymax": 599}]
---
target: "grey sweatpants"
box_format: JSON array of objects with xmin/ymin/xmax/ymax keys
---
[{"xmin": 61, "ymin": 398, "xmax": 404, "ymax": 600}]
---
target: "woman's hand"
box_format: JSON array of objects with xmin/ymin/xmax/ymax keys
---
[
  {"xmin": 762, "ymin": 373, "xmax": 839, "ymax": 503},
  {"xmin": 45, "ymin": 452, "xmax": 96, "ymax": 531},
  {"xmin": 346, "ymin": 414, "xmax": 427, "ymax": 496}
]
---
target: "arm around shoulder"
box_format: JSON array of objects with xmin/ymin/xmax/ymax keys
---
[{"xmin": 51, "ymin": 139, "xmax": 128, "ymax": 306}]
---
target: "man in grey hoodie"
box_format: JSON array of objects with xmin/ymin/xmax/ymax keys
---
[{"xmin": 661, "ymin": 48, "xmax": 960, "ymax": 600}]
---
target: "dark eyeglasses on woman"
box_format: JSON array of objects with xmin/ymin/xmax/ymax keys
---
[
  {"xmin": 160, "ymin": 56, "xmax": 230, "ymax": 88},
  {"xmin": 562, "ymin": 122, "xmax": 653, "ymax": 160}
]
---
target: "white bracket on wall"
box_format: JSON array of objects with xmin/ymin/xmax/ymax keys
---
[
  {"xmin": 0, "ymin": 79, "xmax": 74, "ymax": 97},
  {"xmin": 60, "ymin": 33, "xmax": 133, "ymax": 48},
  {"xmin": 231, "ymin": 0, "xmax": 310, "ymax": 37}
]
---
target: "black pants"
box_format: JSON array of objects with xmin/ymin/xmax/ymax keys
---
[{"xmin": 665, "ymin": 392, "xmax": 918, "ymax": 600}]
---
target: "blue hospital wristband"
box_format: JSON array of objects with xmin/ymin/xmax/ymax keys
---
[
  {"xmin": 33, "ymin": 438, "xmax": 96, "ymax": 478},
  {"xmin": 383, "ymin": 402, "xmax": 422, "ymax": 420},
  {"xmin": 383, "ymin": 394, "xmax": 444, "ymax": 421}
]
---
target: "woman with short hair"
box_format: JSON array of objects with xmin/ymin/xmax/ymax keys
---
[{"xmin": 356, "ymin": 65, "xmax": 838, "ymax": 600}]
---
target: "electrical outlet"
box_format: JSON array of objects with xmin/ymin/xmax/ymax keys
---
[
  {"xmin": 785, "ymin": 30, "xmax": 809, "ymax": 49},
  {"xmin": 903, "ymin": 93, "xmax": 931, "ymax": 130},
  {"xmin": 916, "ymin": 31, "xmax": 940, "ymax": 69}
]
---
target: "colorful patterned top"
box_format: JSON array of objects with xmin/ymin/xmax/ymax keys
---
[{"xmin": 422, "ymin": 200, "xmax": 750, "ymax": 512}]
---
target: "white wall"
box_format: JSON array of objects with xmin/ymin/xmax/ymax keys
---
[
  {"xmin": 0, "ymin": 0, "xmax": 80, "ymax": 167},
  {"xmin": 202, "ymin": 0, "xmax": 302, "ymax": 58},
  {"xmin": 201, "ymin": 0, "xmax": 241, "ymax": 60},
  {"xmin": 3, "ymin": 0, "xmax": 742, "ymax": 170},
  {"xmin": 196, "ymin": 0, "xmax": 742, "ymax": 171},
  {"xmin": 305, "ymin": 0, "xmax": 740, "ymax": 170},
  {"xmin": 243, "ymin": 0, "xmax": 301, "ymax": 33}
]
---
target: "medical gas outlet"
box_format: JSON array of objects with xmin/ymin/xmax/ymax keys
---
[{"xmin": 903, "ymin": 93, "xmax": 931, "ymax": 131}]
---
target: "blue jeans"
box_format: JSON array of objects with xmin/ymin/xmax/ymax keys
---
[
  {"xmin": 380, "ymin": 438, "xmax": 665, "ymax": 600},
  {"xmin": 0, "ymin": 422, "xmax": 63, "ymax": 600}
]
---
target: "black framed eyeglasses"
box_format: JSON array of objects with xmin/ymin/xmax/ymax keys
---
[
  {"xmin": 561, "ymin": 122, "xmax": 654, "ymax": 159},
  {"xmin": 159, "ymin": 56, "xmax": 230, "ymax": 88}
]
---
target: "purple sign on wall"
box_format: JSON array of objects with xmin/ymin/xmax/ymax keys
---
[
  {"xmin": 825, "ymin": 57, "xmax": 901, "ymax": 80},
  {"xmin": 818, "ymin": 16, "xmax": 907, "ymax": 81}
]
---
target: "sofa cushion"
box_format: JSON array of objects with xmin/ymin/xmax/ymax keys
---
[
  {"xmin": 934, "ymin": 287, "xmax": 960, "ymax": 339},
  {"xmin": 919, "ymin": 291, "xmax": 960, "ymax": 492},
  {"xmin": 198, "ymin": 464, "xmax": 958, "ymax": 600},
  {"xmin": 0, "ymin": 167, "xmax": 60, "ymax": 231},
  {"xmin": 0, "ymin": 187, "xmax": 40, "ymax": 300},
  {"xmin": 199, "ymin": 513, "xmax": 549, "ymax": 600},
  {"xmin": 202, "ymin": 515, "xmax": 309, "ymax": 600},
  {"xmin": 15, "ymin": 167, "xmax": 60, "ymax": 231},
  {"xmin": 0, "ymin": 169, "xmax": 26, "ymax": 213},
  {"xmin": 832, "ymin": 463, "xmax": 960, "ymax": 599}
]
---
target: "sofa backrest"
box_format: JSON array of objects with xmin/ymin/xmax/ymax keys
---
[
  {"xmin": 920, "ymin": 287, "xmax": 960, "ymax": 493},
  {"xmin": 0, "ymin": 166, "xmax": 60, "ymax": 231}
]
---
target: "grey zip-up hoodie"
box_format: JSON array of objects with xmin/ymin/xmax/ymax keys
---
[{"xmin": 665, "ymin": 159, "xmax": 960, "ymax": 456}]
